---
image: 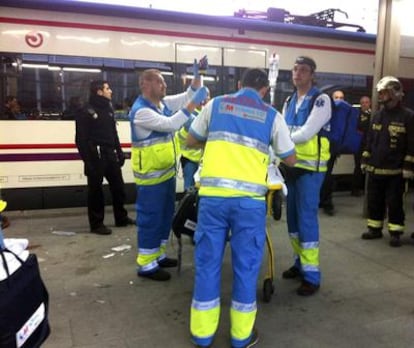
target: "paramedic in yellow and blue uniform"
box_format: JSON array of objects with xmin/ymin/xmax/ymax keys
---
[
  {"xmin": 129, "ymin": 64, "xmax": 209, "ymax": 281},
  {"xmin": 187, "ymin": 68, "xmax": 296, "ymax": 348},
  {"xmin": 281, "ymin": 56, "xmax": 332, "ymax": 296},
  {"xmin": 175, "ymin": 89, "xmax": 209, "ymax": 190}
]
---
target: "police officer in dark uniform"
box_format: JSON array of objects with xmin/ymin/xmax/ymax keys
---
[
  {"xmin": 75, "ymin": 80, "xmax": 134, "ymax": 235},
  {"xmin": 361, "ymin": 76, "xmax": 414, "ymax": 247}
]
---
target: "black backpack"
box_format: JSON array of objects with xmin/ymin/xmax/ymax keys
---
[
  {"xmin": 286, "ymin": 94, "xmax": 362, "ymax": 155},
  {"xmin": 172, "ymin": 187, "xmax": 199, "ymax": 240}
]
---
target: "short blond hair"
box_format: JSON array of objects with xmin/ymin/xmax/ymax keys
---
[{"xmin": 139, "ymin": 69, "xmax": 161, "ymax": 88}]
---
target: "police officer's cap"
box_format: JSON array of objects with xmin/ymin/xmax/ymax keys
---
[{"xmin": 295, "ymin": 56, "xmax": 317, "ymax": 72}]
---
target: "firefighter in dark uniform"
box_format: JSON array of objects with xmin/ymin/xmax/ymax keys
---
[
  {"xmin": 75, "ymin": 80, "xmax": 134, "ymax": 235},
  {"xmin": 361, "ymin": 76, "xmax": 414, "ymax": 247}
]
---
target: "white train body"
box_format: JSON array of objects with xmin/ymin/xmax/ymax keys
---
[{"xmin": 0, "ymin": 1, "xmax": 382, "ymax": 208}]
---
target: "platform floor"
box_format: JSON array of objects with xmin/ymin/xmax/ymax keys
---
[{"xmin": 3, "ymin": 192, "xmax": 414, "ymax": 348}]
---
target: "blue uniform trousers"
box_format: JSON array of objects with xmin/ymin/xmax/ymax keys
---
[
  {"xmin": 191, "ymin": 197, "xmax": 266, "ymax": 347},
  {"xmin": 285, "ymin": 171, "xmax": 325, "ymax": 285},
  {"xmin": 135, "ymin": 177, "xmax": 175, "ymax": 273}
]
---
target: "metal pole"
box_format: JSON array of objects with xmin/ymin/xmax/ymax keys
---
[{"xmin": 268, "ymin": 53, "xmax": 279, "ymax": 106}]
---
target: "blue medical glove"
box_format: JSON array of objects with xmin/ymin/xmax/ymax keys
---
[
  {"xmin": 193, "ymin": 59, "xmax": 200, "ymax": 80},
  {"xmin": 191, "ymin": 86, "xmax": 209, "ymax": 105}
]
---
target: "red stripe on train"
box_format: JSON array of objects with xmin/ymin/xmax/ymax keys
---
[{"xmin": 0, "ymin": 17, "xmax": 375, "ymax": 55}]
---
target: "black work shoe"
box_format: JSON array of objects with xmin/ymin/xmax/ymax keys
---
[
  {"xmin": 232, "ymin": 328, "xmax": 259, "ymax": 348},
  {"xmin": 138, "ymin": 268, "xmax": 171, "ymax": 281},
  {"xmin": 361, "ymin": 229, "xmax": 383, "ymax": 240},
  {"xmin": 158, "ymin": 257, "xmax": 178, "ymax": 268},
  {"xmin": 282, "ymin": 266, "xmax": 301, "ymax": 279},
  {"xmin": 115, "ymin": 217, "xmax": 135, "ymax": 227},
  {"xmin": 389, "ymin": 235, "xmax": 402, "ymax": 247},
  {"xmin": 90, "ymin": 225, "xmax": 112, "ymax": 235},
  {"xmin": 297, "ymin": 280, "xmax": 320, "ymax": 296}
]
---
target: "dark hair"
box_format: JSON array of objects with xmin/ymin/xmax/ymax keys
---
[
  {"xmin": 89, "ymin": 80, "xmax": 108, "ymax": 95},
  {"xmin": 5, "ymin": 95, "xmax": 17, "ymax": 104},
  {"xmin": 241, "ymin": 68, "xmax": 269, "ymax": 90},
  {"xmin": 294, "ymin": 56, "xmax": 317, "ymax": 72},
  {"xmin": 68, "ymin": 96, "xmax": 82, "ymax": 107}
]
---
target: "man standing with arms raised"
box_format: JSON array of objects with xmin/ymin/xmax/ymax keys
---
[{"xmin": 129, "ymin": 61, "xmax": 208, "ymax": 281}]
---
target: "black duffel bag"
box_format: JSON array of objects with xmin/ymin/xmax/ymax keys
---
[
  {"xmin": 172, "ymin": 187, "xmax": 199, "ymax": 273},
  {"xmin": 0, "ymin": 248, "xmax": 50, "ymax": 348},
  {"xmin": 172, "ymin": 187, "xmax": 199, "ymax": 241}
]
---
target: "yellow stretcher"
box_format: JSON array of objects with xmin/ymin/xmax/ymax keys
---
[{"xmin": 262, "ymin": 183, "xmax": 283, "ymax": 303}]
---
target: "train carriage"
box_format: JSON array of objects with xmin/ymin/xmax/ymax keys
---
[{"xmin": 0, "ymin": 0, "xmax": 388, "ymax": 209}]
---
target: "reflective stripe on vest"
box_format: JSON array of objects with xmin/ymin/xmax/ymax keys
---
[
  {"xmin": 285, "ymin": 87, "xmax": 330, "ymax": 172},
  {"xmin": 129, "ymin": 97, "xmax": 176, "ymax": 185}
]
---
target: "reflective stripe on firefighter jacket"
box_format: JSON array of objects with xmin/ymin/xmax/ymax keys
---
[
  {"xmin": 284, "ymin": 87, "xmax": 330, "ymax": 172},
  {"xmin": 129, "ymin": 96, "xmax": 176, "ymax": 185}
]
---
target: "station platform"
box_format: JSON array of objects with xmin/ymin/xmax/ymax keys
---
[{"xmin": 2, "ymin": 192, "xmax": 414, "ymax": 348}]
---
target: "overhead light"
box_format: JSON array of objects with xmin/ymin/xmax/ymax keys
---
[
  {"xmin": 185, "ymin": 74, "xmax": 215, "ymax": 81},
  {"xmin": 12, "ymin": 63, "xmax": 59, "ymax": 70},
  {"xmin": 161, "ymin": 71, "xmax": 173, "ymax": 76},
  {"xmin": 62, "ymin": 67, "xmax": 101, "ymax": 73}
]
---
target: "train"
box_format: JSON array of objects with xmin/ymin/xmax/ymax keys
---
[{"xmin": 0, "ymin": 0, "xmax": 412, "ymax": 210}]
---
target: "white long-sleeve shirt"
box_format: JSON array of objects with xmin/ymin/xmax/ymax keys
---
[
  {"xmin": 131, "ymin": 88, "xmax": 195, "ymax": 140},
  {"xmin": 283, "ymin": 93, "xmax": 331, "ymax": 144}
]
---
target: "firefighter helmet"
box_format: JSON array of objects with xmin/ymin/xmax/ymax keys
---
[{"xmin": 376, "ymin": 76, "xmax": 404, "ymax": 100}]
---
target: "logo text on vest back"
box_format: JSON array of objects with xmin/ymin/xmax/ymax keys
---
[{"xmin": 219, "ymin": 102, "xmax": 266, "ymax": 122}]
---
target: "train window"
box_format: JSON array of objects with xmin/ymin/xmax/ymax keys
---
[
  {"xmin": 0, "ymin": 52, "xmax": 373, "ymax": 121},
  {"xmin": 0, "ymin": 53, "xmax": 187, "ymax": 120},
  {"xmin": 18, "ymin": 67, "xmax": 63, "ymax": 120}
]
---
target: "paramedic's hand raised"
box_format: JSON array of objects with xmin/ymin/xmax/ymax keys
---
[
  {"xmin": 191, "ymin": 58, "xmax": 202, "ymax": 90},
  {"xmin": 184, "ymin": 86, "xmax": 209, "ymax": 115},
  {"xmin": 191, "ymin": 86, "xmax": 209, "ymax": 106}
]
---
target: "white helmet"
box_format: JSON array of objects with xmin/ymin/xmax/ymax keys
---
[{"xmin": 376, "ymin": 76, "xmax": 404, "ymax": 101}]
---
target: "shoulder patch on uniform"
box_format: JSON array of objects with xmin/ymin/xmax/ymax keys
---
[
  {"xmin": 87, "ymin": 107, "xmax": 98, "ymax": 119},
  {"xmin": 315, "ymin": 98, "xmax": 325, "ymax": 107}
]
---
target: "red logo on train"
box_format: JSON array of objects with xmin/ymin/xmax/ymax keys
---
[{"xmin": 25, "ymin": 32, "xmax": 44, "ymax": 48}]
